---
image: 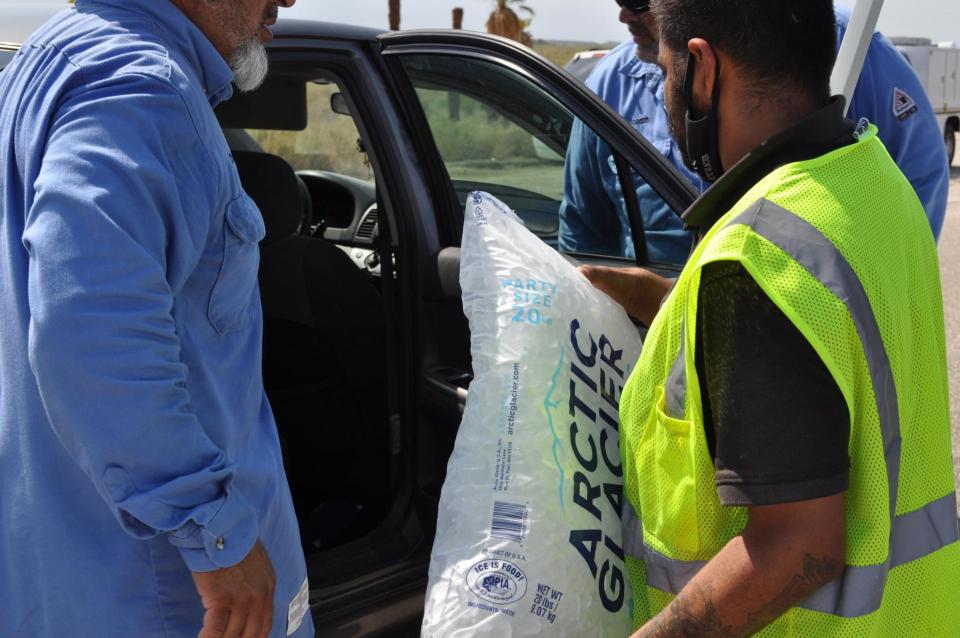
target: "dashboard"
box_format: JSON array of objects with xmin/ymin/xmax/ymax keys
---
[
  {"xmin": 296, "ymin": 170, "xmax": 382, "ymax": 277},
  {"xmin": 220, "ymin": 129, "xmax": 384, "ymax": 278}
]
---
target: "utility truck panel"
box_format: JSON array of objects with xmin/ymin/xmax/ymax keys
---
[
  {"xmin": 930, "ymin": 48, "xmax": 960, "ymax": 112},
  {"xmin": 892, "ymin": 37, "xmax": 960, "ymax": 163},
  {"xmin": 893, "ymin": 38, "xmax": 960, "ymax": 113}
]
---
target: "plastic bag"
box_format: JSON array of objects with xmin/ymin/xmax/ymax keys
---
[{"xmin": 421, "ymin": 192, "xmax": 642, "ymax": 637}]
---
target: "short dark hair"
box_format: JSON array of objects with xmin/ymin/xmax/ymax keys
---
[{"xmin": 652, "ymin": 0, "xmax": 836, "ymax": 104}]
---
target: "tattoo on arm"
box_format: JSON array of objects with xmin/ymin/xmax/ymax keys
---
[
  {"xmin": 637, "ymin": 553, "xmax": 842, "ymax": 638},
  {"xmin": 746, "ymin": 554, "xmax": 842, "ymax": 627},
  {"xmin": 640, "ymin": 582, "xmax": 735, "ymax": 638}
]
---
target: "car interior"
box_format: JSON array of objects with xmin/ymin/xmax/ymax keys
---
[
  {"xmin": 231, "ymin": 149, "xmax": 392, "ymax": 552},
  {"xmin": 219, "ymin": 76, "xmax": 398, "ymax": 558},
  {"xmin": 216, "ymin": 75, "xmax": 443, "ymax": 632}
]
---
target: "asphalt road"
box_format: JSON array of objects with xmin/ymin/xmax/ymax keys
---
[{"xmin": 939, "ymin": 161, "xmax": 960, "ymax": 514}]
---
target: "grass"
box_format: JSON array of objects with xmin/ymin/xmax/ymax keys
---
[
  {"xmin": 414, "ymin": 87, "xmax": 568, "ymax": 199},
  {"xmin": 247, "ymin": 82, "xmax": 374, "ymax": 181}
]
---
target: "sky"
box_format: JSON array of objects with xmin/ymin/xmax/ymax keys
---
[
  {"xmin": 281, "ymin": 0, "xmax": 960, "ymax": 46},
  {"xmin": 3, "ymin": 1, "xmax": 960, "ymax": 47}
]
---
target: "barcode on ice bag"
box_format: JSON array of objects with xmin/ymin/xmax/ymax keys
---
[{"xmin": 490, "ymin": 501, "xmax": 528, "ymax": 543}]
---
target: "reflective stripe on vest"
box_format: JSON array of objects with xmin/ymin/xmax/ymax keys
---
[
  {"xmin": 624, "ymin": 494, "xmax": 959, "ymax": 617},
  {"xmin": 624, "ymin": 198, "xmax": 960, "ymax": 617},
  {"xmin": 662, "ymin": 316, "xmax": 687, "ymax": 420}
]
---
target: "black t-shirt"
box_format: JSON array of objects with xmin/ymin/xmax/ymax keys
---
[{"xmin": 694, "ymin": 261, "xmax": 851, "ymax": 507}]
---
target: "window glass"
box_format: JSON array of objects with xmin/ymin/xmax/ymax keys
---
[
  {"xmin": 413, "ymin": 85, "xmax": 567, "ymax": 244},
  {"xmin": 246, "ymin": 80, "xmax": 374, "ymax": 182},
  {"xmin": 415, "ymin": 87, "xmax": 566, "ymax": 201},
  {"xmin": 398, "ymin": 53, "xmax": 678, "ymax": 261}
]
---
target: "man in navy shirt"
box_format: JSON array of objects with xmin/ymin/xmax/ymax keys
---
[
  {"xmin": 560, "ymin": 1, "xmax": 949, "ymax": 263},
  {"xmin": 0, "ymin": 1, "xmax": 310, "ymax": 637}
]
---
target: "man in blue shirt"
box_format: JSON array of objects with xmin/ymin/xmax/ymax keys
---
[
  {"xmin": 0, "ymin": 1, "xmax": 311, "ymax": 637},
  {"xmin": 560, "ymin": 2, "xmax": 950, "ymax": 262},
  {"xmin": 559, "ymin": 0, "xmax": 704, "ymax": 264}
]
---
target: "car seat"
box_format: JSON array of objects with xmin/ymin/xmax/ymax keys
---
[{"xmin": 233, "ymin": 150, "xmax": 392, "ymax": 551}]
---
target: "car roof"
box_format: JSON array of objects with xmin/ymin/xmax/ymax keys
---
[{"xmin": 270, "ymin": 19, "xmax": 385, "ymax": 43}]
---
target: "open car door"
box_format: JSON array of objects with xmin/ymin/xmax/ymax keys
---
[{"xmin": 378, "ymin": 28, "xmax": 699, "ymax": 549}]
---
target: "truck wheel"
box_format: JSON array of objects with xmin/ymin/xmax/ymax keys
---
[{"xmin": 947, "ymin": 126, "xmax": 956, "ymax": 166}]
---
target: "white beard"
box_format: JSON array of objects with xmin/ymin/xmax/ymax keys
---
[
  {"xmin": 230, "ymin": 37, "xmax": 269, "ymax": 92},
  {"xmin": 635, "ymin": 43, "xmax": 659, "ymax": 64}
]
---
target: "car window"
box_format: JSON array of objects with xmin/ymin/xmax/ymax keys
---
[
  {"xmin": 410, "ymin": 83, "xmax": 567, "ymax": 246},
  {"xmin": 396, "ymin": 53, "xmax": 677, "ymax": 261},
  {"xmin": 245, "ymin": 80, "xmax": 373, "ymax": 183}
]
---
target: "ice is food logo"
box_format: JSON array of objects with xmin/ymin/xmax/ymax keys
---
[{"xmin": 466, "ymin": 559, "xmax": 528, "ymax": 605}]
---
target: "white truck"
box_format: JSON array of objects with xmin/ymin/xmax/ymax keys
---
[{"xmin": 891, "ymin": 37, "xmax": 960, "ymax": 164}]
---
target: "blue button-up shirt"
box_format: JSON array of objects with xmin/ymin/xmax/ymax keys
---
[
  {"xmin": 560, "ymin": 8, "xmax": 949, "ymax": 261},
  {"xmin": 0, "ymin": 2, "xmax": 312, "ymax": 636},
  {"xmin": 558, "ymin": 40, "xmax": 701, "ymax": 265}
]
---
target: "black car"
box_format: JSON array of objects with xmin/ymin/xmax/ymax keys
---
[{"xmin": 1, "ymin": 20, "xmax": 696, "ymax": 636}]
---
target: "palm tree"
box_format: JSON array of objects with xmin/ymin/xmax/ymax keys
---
[
  {"xmin": 388, "ymin": 0, "xmax": 400, "ymax": 31},
  {"xmin": 486, "ymin": 0, "xmax": 534, "ymax": 45}
]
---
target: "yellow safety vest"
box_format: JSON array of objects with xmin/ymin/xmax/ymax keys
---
[{"xmin": 620, "ymin": 125, "xmax": 960, "ymax": 635}]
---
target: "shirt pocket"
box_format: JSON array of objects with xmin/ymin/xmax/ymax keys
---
[
  {"xmin": 636, "ymin": 385, "xmax": 701, "ymax": 556},
  {"xmin": 646, "ymin": 136, "xmax": 673, "ymax": 158},
  {"xmin": 207, "ymin": 194, "xmax": 265, "ymax": 335},
  {"xmin": 634, "ymin": 119, "xmax": 674, "ymax": 157}
]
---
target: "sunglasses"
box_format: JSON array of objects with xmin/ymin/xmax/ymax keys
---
[{"xmin": 615, "ymin": 0, "xmax": 651, "ymax": 12}]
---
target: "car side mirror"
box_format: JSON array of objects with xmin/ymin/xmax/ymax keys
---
[{"xmin": 331, "ymin": 93, "xmax": 351, "ymax": 116}]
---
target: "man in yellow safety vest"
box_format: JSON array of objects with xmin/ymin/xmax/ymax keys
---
[{"xmin": 584, "ymin": 0, "xmax": 960, "ymax": 635}]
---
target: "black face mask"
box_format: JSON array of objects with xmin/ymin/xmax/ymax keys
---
[{"xmin": 683, "ymin": 50, "xmax": 724, "ymax": 183}]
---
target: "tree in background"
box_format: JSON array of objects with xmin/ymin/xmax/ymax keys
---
[
  {"xmin": 486, "ymin": 0, "xmax": 534, "ymax": 46},
  {"xmin": 388, "ymin": 0, "xmax": 400, "ymax": 30}
]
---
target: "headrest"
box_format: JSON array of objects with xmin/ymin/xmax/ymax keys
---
[{"xmin": 232, "ymin": 151, "xmax": 304, "ymax": 247}]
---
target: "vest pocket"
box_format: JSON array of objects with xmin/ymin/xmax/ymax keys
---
[
  {"xmin": 207, "ymin": 194, "xmax": 265, "ymax": 334},
  {"xmin": 636, "ymin": 385, "xmax": 701, "ymax": 556}
]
